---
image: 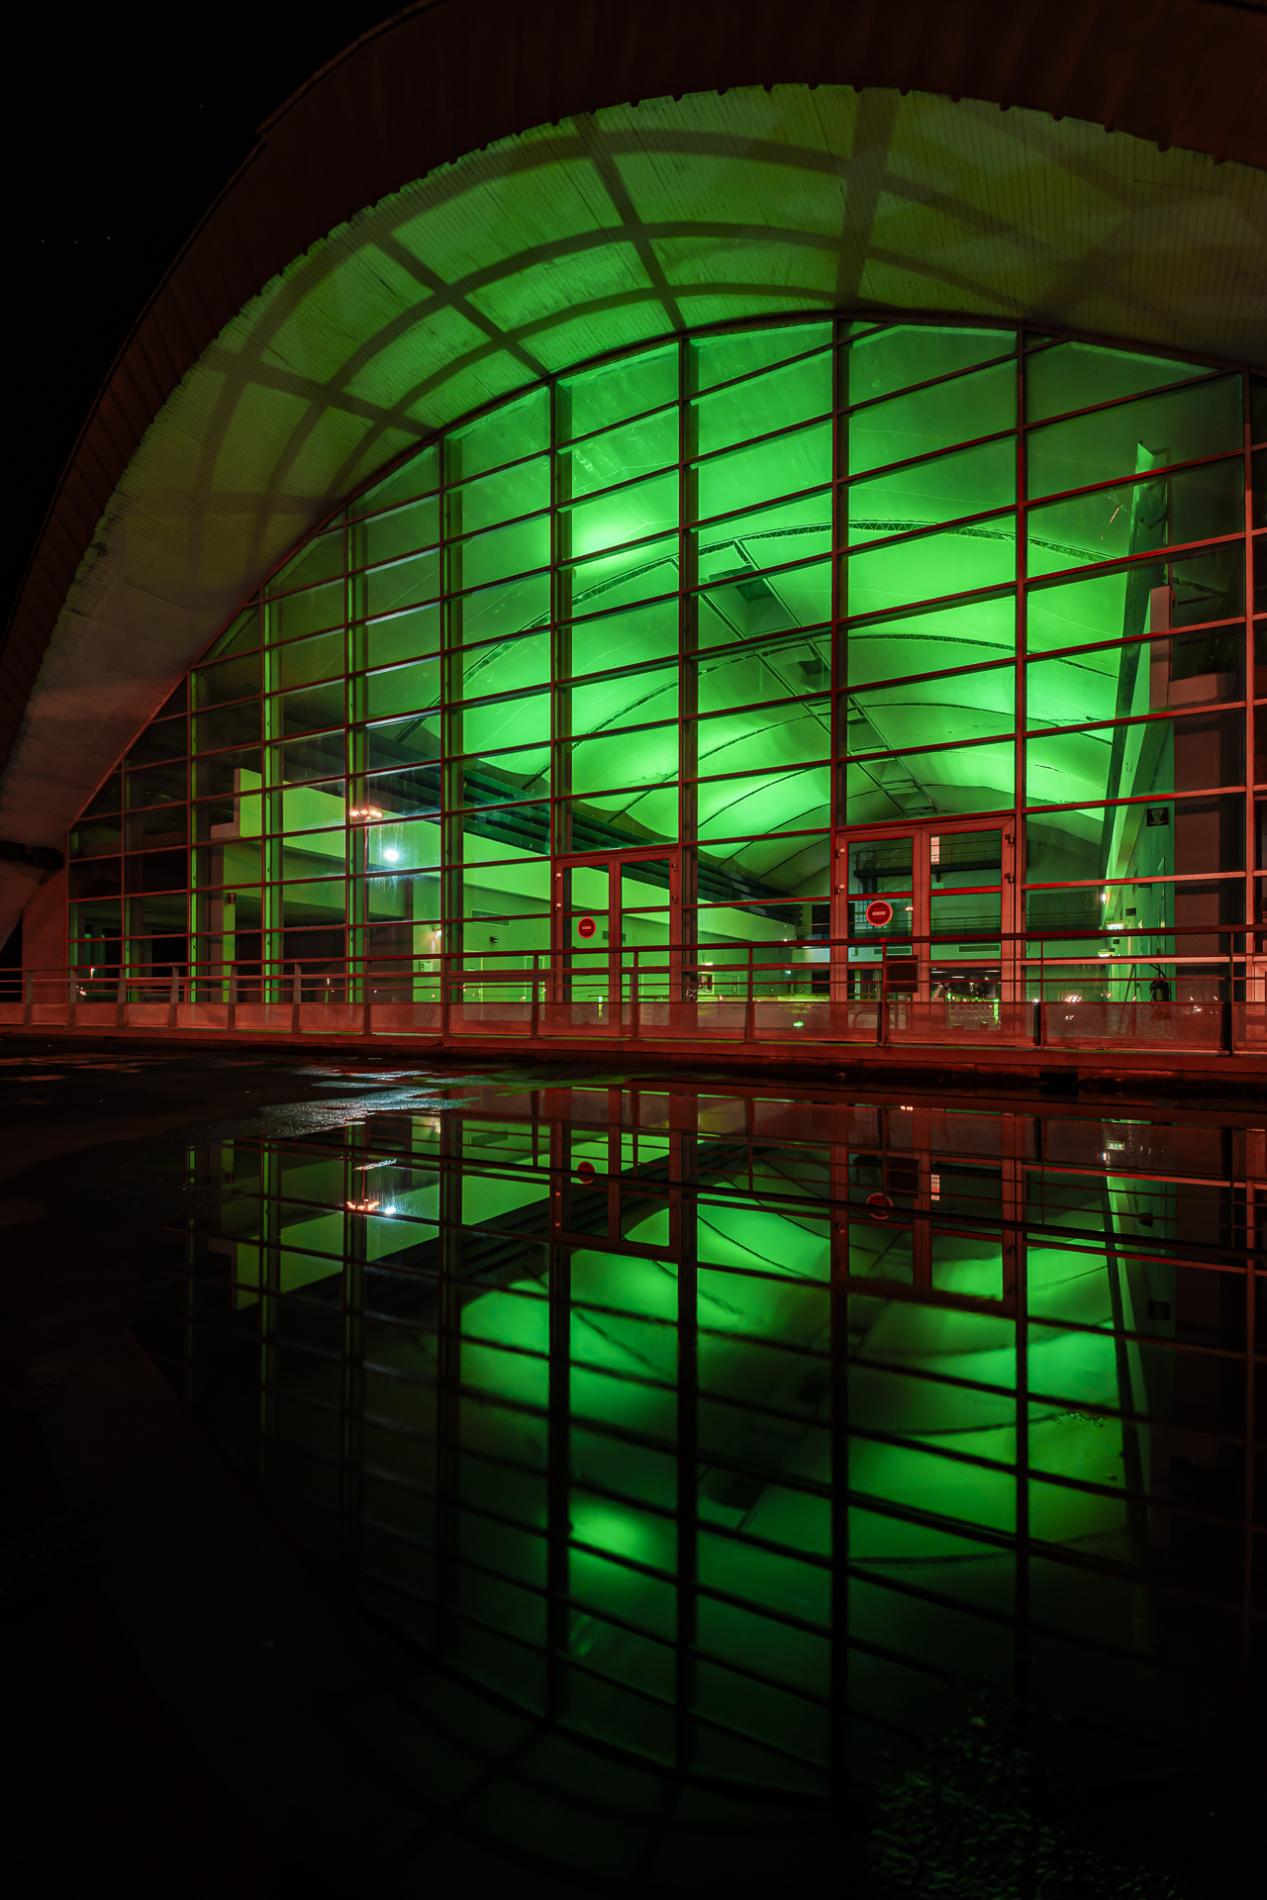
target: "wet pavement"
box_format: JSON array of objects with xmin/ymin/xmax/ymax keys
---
[{"xmin": 3, "ymin": 1040, "xmax": 1264, "ymax": 1894}]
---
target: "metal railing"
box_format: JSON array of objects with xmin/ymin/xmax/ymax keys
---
[{"xmin": 3, "ymin": 920, "xmax": 1265, "ymax": 1056}]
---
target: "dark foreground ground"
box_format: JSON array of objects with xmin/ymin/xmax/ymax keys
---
[{"xmin": 1, "ymin": 1039, "xmax": 1261, "ymax": 1896}]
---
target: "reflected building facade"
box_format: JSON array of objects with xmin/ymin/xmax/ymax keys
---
[{"xmin": 173, "ymin": 1079, "xmax": 1264, "ymax": 1795}]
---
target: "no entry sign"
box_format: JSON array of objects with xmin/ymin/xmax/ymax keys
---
[
  {"xmin": 865, "ymin": 1190, "xmax": 893, "ymax": 1221},
  {"xmin": 577, "ymin": 915, "xmax": 597, "ymax": 939},
  {"xmin": 865, "ymin": 898, "xmax": 894, "ymax": 928}
]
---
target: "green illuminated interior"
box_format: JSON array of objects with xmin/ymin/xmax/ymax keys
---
[{"xmin": 68, "ymin": 318, "xmax": 1257, "ymax": 1002}]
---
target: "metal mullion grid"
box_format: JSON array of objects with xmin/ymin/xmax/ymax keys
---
[
  {"xmin": 677, "ymin": 334, "xmax": 698, "ymax": 999},
  {"xmin": 1244, "ymin": 374, "xmax": 1258, "ymax": 981},
  {"xmin": 550, "ymin": 372, "xmax": 571, "ymax": 1000},
  {"xmin": 438, "ymin": 434, "xmax": 463, "ymax": 1004},
  {"xmin": 831, "ymin": 313, "xmax": 848, "ymax": 867}
]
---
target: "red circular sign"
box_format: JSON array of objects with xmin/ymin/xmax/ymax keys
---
[
  {"xmin": 577, "ymin": 915, "xmax": 597, "ymax": 939},
  {"xmin": 865, "ymin": 898, "xmax": 894, "ymax": 928},
  {"xmin": 576, "ymin": 1159, "xmax": 598, "ymax": 1183},
  {"xmin": 866, "ymin": 1190, "xmax": 893, "ymax": 1222}
]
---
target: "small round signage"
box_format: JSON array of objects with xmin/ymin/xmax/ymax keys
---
[
  {"xmin": 577, "ymin": 915, "xmax": 597, "ymax": 939},
  {"xmin": 865, "ymin": 1190, "xmax": 893, "ymax": 1222},
  {"xmin": 865, "ymin": 898, "xmax": 894, "ymax": 928},
  {"xmin": 576, "ymin": 1159, "xmax": 598, "ymax": 1183}
]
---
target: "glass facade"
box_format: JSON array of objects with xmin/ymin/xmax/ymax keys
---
[{"xmin": 64, "ymin": 317, "xmax": 1267, "ymax": 1024}]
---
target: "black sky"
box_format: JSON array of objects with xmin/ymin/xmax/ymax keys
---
[{"xmin": 3, "ymin": 5, "xmax": 405, "ymax": 624}]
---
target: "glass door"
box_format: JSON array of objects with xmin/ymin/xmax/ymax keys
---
[
  {"xmin": 552, "ymin": 848, "xmax": 679, "ymax": 1029},
  {"xmin": 832, "ymin": 819, "xmax": 1016, "ymax": 1035}
]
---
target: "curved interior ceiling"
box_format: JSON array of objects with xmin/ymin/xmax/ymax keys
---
[{"xmin": 5, "ymin": 75, "xmax": 1267, "ymax": 945}]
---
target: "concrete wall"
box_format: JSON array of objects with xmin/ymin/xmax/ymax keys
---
[{"xmin": 21, "ymin": 867, "xmax": 66, "ymax": 974}]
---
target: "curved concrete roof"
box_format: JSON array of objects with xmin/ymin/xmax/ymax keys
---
[{"xmin": 6, "ymin": 0, "xmax": 1267, "ymax": 942}]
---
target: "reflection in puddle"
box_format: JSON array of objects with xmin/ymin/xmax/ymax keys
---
[{"xmin": 169, "ymin": 1080, "xmax": 1263, "ymax": 1879}]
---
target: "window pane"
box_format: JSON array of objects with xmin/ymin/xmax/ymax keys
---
[
  {"xmin": 844, "ymin": 742, "xmax": 1015, "ymax": 823},
  {"xmin": 449, "ymin": 516, "xmax": 549, "ymax": 591},
  {"xmin": 844, "ymin": 517, "xmax": 1015, "ymax": 616},
  {"xmin": 849, "ymin": 441, "xmax": 1014, "ymax": 552},
  {"xmin": 698, "ymin": 767, "xmax": 830, "ymax": 839},
  {"xmin": 193, "ymin": 654, "xmax": 260, "ymax": 706},
  {"xmin": 1027, "ymin": 460, "xmax": 1242, "ymax": 578},
  {"xmin": 560, "ymin": 344, "xmax": 678, "ymax": 441},
  {"xmin": 1025, "ymin": 710, "xmax": 1244, "ymax": 806},
  {"xmin": 566, "ymin": 598, "xmax": 679, "ymax": 676},
  {"xmin": 692, "ymin": 350, "xmax": 832, "ymax": 457},
  {"xmin": 273, "ymin": 630, "xmax": 344, "ymax": 691},
  {"xmin": 356, "ymin": 550, "xmax": 441, "ymax": 617},
  {"xmin": 268, "ymin": 580, "xmax": 342, "ymax": 641},
  {"xmin": 1027, "ymin": 341, "xmax": 1210, "ymax": 425},
  {"xmin": 695, "ymin": 423, "xmax": 831, "ymax": 521},
  {"xmin": 570, "ymin": 726, "xmax": 678, "ymax": 793},
  {"xmin": 697, "ymin": 699, "xmax": 831, "ymax": 774},
  {"xmin": 846, "ymin": 669, "xmax": 1014, "ymax": 755},
  {"xmin": 690, "ymin": 323, "xmax": 829, "ymax": 395},
  {"xmin": 358, "ymin": 604, "xmax": 441, "ymax": 668},
  {"xmin": 696, "ymin": 634, "xmax": 830, "ymax": 714},
  {"xmin": 1026, "ymin": 633, "xmax": 1243, "ymax": 731},
  {"xmin": 1025, "ymin": 796, "xmax": 1244, "ymax": 883},
  {"xmin": 352, "ymin": 494, "xmax": 439, "ymax": 568},
  {"xmin": 1026, "ymin": 376, "xmax": 1241, "ymax": 498},
  {"xmin": 364, "ymin": 660, "xmax": 440, "ymax": 721},
  {"xmin": 449, "ymin": 387, "xmax": 548, "ymax": 480},
  {"xmin": 1025, "ymin": 547, "xmax": 1243, "ymax": 652},
  {"xmin": 844, "ymin": 593, "xmax": 1015, "ymax": 686},
  {"xmin": 844, "ymin": 325, "xmax": 1011, "ymax": 406},
  {"xmin": 559, "ymin": 407, "xmax": 677, "ymax": 499},
  {"xmin": 847, "ymin": 362, "xmax": 1015, "ymax": 475},
  {"xmin": 570, "ymin": 666, "xmax": 678, "ymax": 736},
  {"xmin": 450, "ymin": 572, "xmax": 551, "ymax": 644},
  {"xmin": 697, "ymin": 558, "xmax": 831, "ymax": 645},
  {"xmin": 448, "ymin": 456, "xmax": 549, "ymax": 536}
]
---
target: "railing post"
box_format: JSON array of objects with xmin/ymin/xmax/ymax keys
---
[
  {"xmin": 629, "ymin": 955, "xmax": 640, "ymax": 1042},
  {"xmin": 745, "ymin": 945, "xmax": 756, "ymax": 1045},
  {"xmin": 115, "ymin": 966, "xmax": 126, "ymax": 1027},
  {"xmin": 1223, "ymin": 942, "xmax": 1236, "ymax": 1056},
  {"xmin": 22, "ymin": 970, "xmax": 34, "ymax": 1027},
  {"xmin": 1034, "ymin": 998, "xmax": 1044, "ymax": 1049},
  {"xmin": 67, "ymin": 968, "xmax": 78, "ymax": 1026},
  {"xmin": 441, "ymin": 950, "xmax": 451, "ymax": 1043},
  {"xmin": 291, "ymin": 963, "xmax": 302, "ymax": 1033},
  {"xmin": 167, "ymin": 966, "xmax": 179, "ymax": 1028},
  {"xmin": 530, "ymin": 953, "xmax": 540, "ymax": 1042},
  {"xmin": 227, "ymin": 965, "xmax": 238, "ymax": 1031}
]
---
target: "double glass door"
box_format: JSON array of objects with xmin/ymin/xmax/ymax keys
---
[
  {"xmin": 832, "ymin": 819, "xmax": 1016, "ymax": 1020},
  {"xmin": 553, "ymin": 847, "xmax": 680, "ymax": 1021}
]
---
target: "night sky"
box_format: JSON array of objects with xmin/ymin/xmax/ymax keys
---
[{"xmin": 3, "ymin": 5, "xmax": 405, "ymax": 626}]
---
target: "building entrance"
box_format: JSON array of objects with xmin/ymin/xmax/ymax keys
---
[
  {"xmin": 551, "ymin": 847, "xmax": 682, "ymax": 1028},
  {"xmin": 831, "ymin": 818, "xmax": 1018, "ymax": 1034}
]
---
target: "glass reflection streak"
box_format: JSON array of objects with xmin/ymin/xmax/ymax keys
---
[{"xmin": 180, "ymin": 1084, "xmax": 1264, "ymax": 1794}]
